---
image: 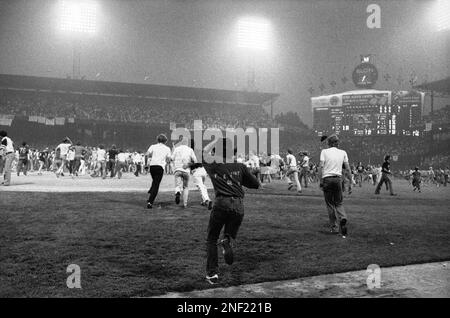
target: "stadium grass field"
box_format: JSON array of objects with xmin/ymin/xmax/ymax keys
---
[{"xmin": 0, "ymin": 178, "xmax": 449, "ymax": 297}]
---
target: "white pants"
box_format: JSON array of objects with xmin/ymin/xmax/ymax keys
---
[{"xmin": 193, "ymin": 167, "xmax": 210, "ymax": 202}]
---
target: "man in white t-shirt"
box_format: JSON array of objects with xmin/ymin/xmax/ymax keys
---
[
  {"xmin": 0, "ymin": 130, "xmax": 15, "ymax": 186},
  {"xmin": 56, "ymin": 137, "xmax": 72, "ymax": 177},
  {"xmin": 189, "ymin": 139, "xmax": 212, "ymax": 209},
  {"xmin": 132, "ymin": 152, "xmax": 144, "ymax": 177},
  {"xmin": 284, "ymin": 149, "xmax": 301, "ymax": 193},
  {"xmin": 146, "ymin": 134, "xmax": 172, "ymax": 209},
  {"xmin": 171, "ymin": 137, "xmax": 197, "ymax": 208},
  {"xmin": 116, "ymin": 149, "xmax": 128, "ymax": 179},
  {"xmin": 67, "ymin": 148, "xmax": 75, "ymax": 177},
  {"xmin": 299, "ymin": 152, "xmax": 310, "ymax": 188},
  {"xmin": 318, "ymin": 135, "xmax": 349, "ymax": 237},
  {"xmin": 94, "ymin": 145, "xmax": 107, "ymax": 179}
]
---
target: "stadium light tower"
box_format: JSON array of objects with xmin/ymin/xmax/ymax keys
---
[
  {"xmin": 237, "ymin": 17, "xmax": 271, "ymax": 91},
  {"xmin": 57, "ymin": 0, "xmax": 98, "ymax": 79},
  {"xmin": 434, "ymin": 0, "xmax": 450, "ymax": 32}
]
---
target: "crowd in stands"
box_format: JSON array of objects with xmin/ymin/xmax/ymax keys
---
[
  {"xmin": 423, "ymin": 105, "xmax": 450, "ymax": 126},
  {"xmin": 0, "ymin": 89, "xmax": 272, "ymax": 129}
]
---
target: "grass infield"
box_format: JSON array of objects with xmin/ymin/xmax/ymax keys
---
[{"xmin": 0, "ymin": 180, "xmax": 449, "ymax": 297}]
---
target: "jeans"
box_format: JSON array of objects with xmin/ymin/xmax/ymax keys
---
[
  {"xmin": 299, "ymin": 167, "xmax": 309, "ymax": 187},
  {"xmin": 73, "ymin": 158, "xmax": 82, "ymax": 175},
  {"xmin": 322, "ymin": 176, "xmax": 347, "ymax": 228},
  {"xmin": 3, "ymin": 153, "xmax": 14, "ymax": 185},
  {"xmin": 134, "ymin": 163, "xmax": 141, "ymax": 176},
  {"xmin": 375, "ymin": 173, "xmax": 394, "ymax": 195},
  {"xmin": 17, "ymin": 159, "xmax": 28, "ymax": 176},
  {"xmin": 115, "ymin": 161, "xmax": 127, "ymax": 179},
  {"xmin": 285, "ymin": 167, "xmax": 301, "ymax": 191},
  {"xmin": 148, "ymin": 166, "xmax": 164, "ymax": 204},
  {"xmin": 357, "ymin": 173, "xmax": 364, "ymax": 186},
  {"xmin": 108, "ymin": 159, "xmax": 116, "ymax": 177},
  {"xmin": 206, "ymin": 196, "xmax": 244, "ymax": 276}
]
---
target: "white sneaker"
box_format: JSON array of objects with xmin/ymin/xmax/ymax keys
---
[{"xmin": 206, "ymin": 274, "xmax": 219, "ymax": 285}]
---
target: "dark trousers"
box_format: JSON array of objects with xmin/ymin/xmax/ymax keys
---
[
  {"xmin": 17, "ymin": 159, "xmax": 28, "ymax": 176},
  {"xmin": 300, "ymin": 167, "xmax": 309, "ymax": 187},
  {"xmin": 148, "ymin": 166, "xmax": 164, "ymax": 204},
  {"xmin": 115, "ymin": 162, "xmax": 127, "ymax": 179},
  {"xmin": 322, "ymin": 176, "xmax": 347, "ymax": 228},
  {"xmin": 444, "ymin": 175, "xmax": 448, "ymax": 187},
  {"xmin": 134, "ymin": 163, "xmax": 141, "ymax": 176},
  {"xmin": 108, "ymin": 159, "xmax": 116, "ymax": 177},
  {"xmin": 68, "ymin": 160, "xmax": 75, "ymax": 174},
  {"xmin": 412, "ymin": 178, "xmax": 421, "ymax": 190},
  {"xmin": 357, "ymin": 173, "xmax": 364, "ymax": 186},
  {"xmin": 73, "ymin": 158, "xmax": 81, "ymax": 175},
  {"xmin": 206, "ymin": 196, "xmax": 244, "ymax": 276},
  {"xmin": 375, "ymin": 173, "xmax": 394, "ymax": 195}
]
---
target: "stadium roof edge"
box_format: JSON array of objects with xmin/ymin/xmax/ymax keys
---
[
  {"xmin": 0, "ymin": 73, "xmax": 279, "ymax": 106},
  {"xmin": 413, "ymin": 77, "xmax": 450, "ymax": 95}
]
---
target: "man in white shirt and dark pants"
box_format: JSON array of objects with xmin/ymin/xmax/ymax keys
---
[
  {"xmin": 299, "ymin": 152, "xmax": 310, "ymax": 188},
  {"xmin": 318, "ymin": 135, "xmax": 349, "ymax": 237},
  {"xmin": 0, "ymin": 130, "xmax": 14, "ymax": 186},
  {"xmin": 284, "ymin": 149, "xmax": 302, "ymax": 193},
  {"xmin": 146, "ymin": 134, "xmax": 172, "ymax": 209}
]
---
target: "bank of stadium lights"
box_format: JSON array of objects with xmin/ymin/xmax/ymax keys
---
[
  {"xmin": 237, "ymin": 17, "xmax": 271, "ymax": 51},
  {"xmin": 434, "ymin": 0, "xmax": 450, "ymax": 31},
  {"xmin": 58, "ymin": 0, "xmax": 97, "ymax": 34}
]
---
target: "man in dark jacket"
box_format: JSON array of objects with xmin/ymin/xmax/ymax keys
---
[{"xmin": 200, "ymin": 137, "xmax": 261, "ymax": 285}]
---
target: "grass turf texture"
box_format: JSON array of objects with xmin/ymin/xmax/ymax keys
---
[{"xmin": 0, "ymin": 180, "xmax": 449, "ymax": 297}]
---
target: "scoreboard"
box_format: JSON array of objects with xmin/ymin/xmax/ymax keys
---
[{"xmin": 312, "ymin": 90, "xmax": 424, "ymax": 136}]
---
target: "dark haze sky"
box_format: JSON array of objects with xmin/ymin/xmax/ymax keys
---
[{"xmin": 0, "ymin": 0, "xmax": 449, "ymax": 125}]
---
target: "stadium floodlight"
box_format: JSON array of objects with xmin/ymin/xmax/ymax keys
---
[
  {"xmin": 237, "ymin": 17, "xmax": 271, "ymax": 50},
  {"xmin": 434, "ymin": 0, "xmax": 450, "ymax": 31},
  {"xmin": 58, "ymin": 0, "xmax": 97, "ymax": 34}
]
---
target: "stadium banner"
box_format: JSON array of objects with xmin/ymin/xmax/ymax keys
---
[
  {"xmin": 45, "ymin": 118, "xmax": 55, "ymax": 126},
  {"xmin": 55, "ymin": 117, "xmax": 65, "ymax": 125},
  {"xmin": 68, "ymin": 117, "xmax": 75, "ymax": 124},
  {"xmin": 170, "ymin": 122, "xmax": 176, "ymax": 130},
  {"xmin": 425, "ymin": 122, "xmax": 432, "ymax": 131},
  {"xmin": 0, "ymin": 114, "xmax": 14, "ymax": 126},
  {"xmin": 311, "ymin": 94, "xmax": 342, "ymax": 108},
  {"xmin": 392, "ymin": 90, "xmax": 424, "ymax": 106},
  {"xmin": 342, "ymin": 92, "xmax": 390, "ymax": 107},
  {"xmin": 28, "ymin": 115, "xmax": 38, "ymax": 122},
  {"xmin": 37, "ymin": 116, "xmax": 46, "ymax": 124}
]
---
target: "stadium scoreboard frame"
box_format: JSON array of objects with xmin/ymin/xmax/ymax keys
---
[{"xmin": 312, "ymin": 90, "xmax": 424, "ymax": 137}]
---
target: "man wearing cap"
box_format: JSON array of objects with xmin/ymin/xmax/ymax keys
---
[
  {"xmin": 318, "ymin": 135, "xmax": 350, "ymax": 236},
  {"xmin": 0, "ymin": 130, "xmax": 15, "ymax": 186}
]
